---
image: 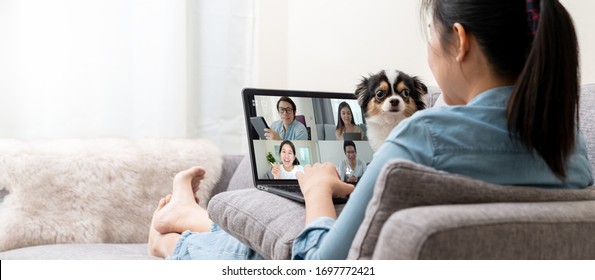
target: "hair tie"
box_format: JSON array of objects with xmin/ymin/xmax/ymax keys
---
[{"xmin": 526, "ymin": 0, "xmax": 540, "ymax": 36}]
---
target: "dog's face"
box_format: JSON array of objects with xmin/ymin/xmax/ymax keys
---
[{"xmin": 355, "ymin": 69, "xmax": 427, "ymax": 118}]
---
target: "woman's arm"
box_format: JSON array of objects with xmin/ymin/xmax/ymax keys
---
[
  {"xmin": 294, "ymin": 149, "xmax": 393, "ymax": 259},
  {"xmin": 297, "ymin": 163, "xmax": 353, "ymax": 224},
  {"xmin": 293, "ymin": 116, "xmax": 434, "ymax": 259}
]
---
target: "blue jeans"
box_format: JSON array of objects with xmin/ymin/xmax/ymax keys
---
[{"xmin": 167, "ymin": 224, "xmax": 264, "ymax": 260}]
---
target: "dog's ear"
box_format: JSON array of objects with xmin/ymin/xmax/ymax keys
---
[
  {"xmin": 413, "ymin": 77, "xmax": 428, "ymax": 95},
  {"xmin": 355, "ymin": 76, "xmax": 369, "ymax": 106},
  {"xmin": 412, "ymin": 77, "xmax": 429, "ymax": 110}
]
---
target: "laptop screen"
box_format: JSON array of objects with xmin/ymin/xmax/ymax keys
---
[{"xmin": 242, "ymin": 88, "xmax": 373, "ymax": 185}]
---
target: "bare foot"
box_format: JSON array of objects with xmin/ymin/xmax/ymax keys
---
[
  {"xmin": 147, "ymin": 225, "xmax": 181, "ymax": 258},
  {"xmin": 164, "ymin": 194, "xmax": 172, "ymax": 204},
  {"xmin": 152, "ymin": 166, "xmax": 212, "ymax": 234},
  {"xmin": 148, "ymin": 197, "xmax": 169, "ymax": 256}
]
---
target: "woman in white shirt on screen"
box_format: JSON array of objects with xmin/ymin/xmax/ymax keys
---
[{"xmin": 271, "ymin": 140, "xmax": 304, "ymax": 179}]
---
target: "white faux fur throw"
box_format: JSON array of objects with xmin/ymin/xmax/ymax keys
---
[{"xmin": 0, "ymin": 138, "xmax": 223, "ymax": 252}]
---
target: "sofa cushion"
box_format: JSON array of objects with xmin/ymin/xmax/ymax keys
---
[
  {"xmin": 208, "ymin": 188, "xmax": 346, "ymax": 259},
  {"xmin": 348, "ymin": 160, "xmax": 595, "ymax": 259},
  {"xmin": 209, "ymin": 155, "xmax": 304, "ymax": 259},
  {"xmin": 208, "ymin": 189, "xmax": 304, "ymax": 259},
  {"xmin": 0, "ymin": 243, "xmax": 158, "ymax": 260},
  {"xmin": 425, "ymin": 86, "xmax": 442, "ymax": 107},
  {"xmin": 0, "ymin": 138, "xmax": 223, "ymax": 252}
]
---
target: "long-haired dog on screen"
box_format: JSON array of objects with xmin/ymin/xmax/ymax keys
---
[{"xmin": 356, "ymin": 69, "xmax": 428, "ymax": 151}]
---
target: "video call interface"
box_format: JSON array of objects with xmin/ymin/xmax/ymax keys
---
[{"xmin": 245, "ymin": 93, "xmax": 373, "ymax": 184}]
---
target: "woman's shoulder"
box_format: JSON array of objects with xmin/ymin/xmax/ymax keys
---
[
  {"xmin": 404, "ymin": 105, "xmax": 477, "ymax": 127},
  {"xmin": 391, "ymin": 106, "xmax": 468, "ymax": 141}
]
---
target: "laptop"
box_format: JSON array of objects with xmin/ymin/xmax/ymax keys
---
[
  {"xmin": 343, "ymin": 132, "xmax": 362, "ymax": 141},
  {"xmin": 242, "ymin": 88, "xmax": 375, "ymax": 204}
]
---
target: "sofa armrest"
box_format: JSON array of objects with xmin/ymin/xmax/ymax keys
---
[
  {"xmin": 373, "ymin": 201, "xmax": 595, "ymax": 259},
  {"xmin": 348, "ymin": 159, "xmax": 595, "ymax": 259}
]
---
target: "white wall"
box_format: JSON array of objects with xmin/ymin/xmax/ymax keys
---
[
  {"xmin": 287, "ymin": 0, "xmax": 430, "ymax": 92},
  {"xmin": 257, "ymin": 0, "xmax": 595, "ymax": 92},
  {"xmin": 1, "ymin": 1, "xmax": 592, "ymax": 152},
  {"xmin": 561, "ymin": 0, "xmax": 595, "ymax": 85},
  {"xmin": 255, "ymin": 0, "xmax": 288, "ymax": 89}
]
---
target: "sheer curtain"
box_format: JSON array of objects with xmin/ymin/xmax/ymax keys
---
[
  {"xmin": 0, "ymin": 0, "xmax": 257, "ymax": 155},
  {"xmin": 186, "ymin": 0, "xmax": 257, "ymax": 155}
]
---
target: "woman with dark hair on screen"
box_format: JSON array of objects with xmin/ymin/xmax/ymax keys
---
[
  {"xmin": 335, "ymin": 101, "xmax": 364, "ymax": 140},
  {"xmin": 271, "ymin": 140, "xmax": 304, "ymax": 179},
  {"xmin": 147, "ymin": 0, "xmax": 592, "ymax": 260}
]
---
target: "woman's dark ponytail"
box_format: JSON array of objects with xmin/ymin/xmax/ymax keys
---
[
  {"xmin": 507, "ymin": 0, "xmax": 580, "ymax": 179},
  {"xmin": 421, "ymin": 0, "xmax": 580, "ymax": 178}
]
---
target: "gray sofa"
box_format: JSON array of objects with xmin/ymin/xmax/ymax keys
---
[{"xmin": 1, "ymin": 85, "xmax": 594, "ymax": 260}]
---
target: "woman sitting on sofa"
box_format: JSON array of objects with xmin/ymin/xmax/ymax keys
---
[{"xmin": 147, "ymin": 0, "xmax": 593, "ymax": 260}]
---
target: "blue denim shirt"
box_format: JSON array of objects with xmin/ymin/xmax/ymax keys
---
[
  {"xmin": 271, "ymin": 119, "xmax": 308, "ymax": 140},
  {"xmin": 292, "ymin": 86, "xmax": 594, "ymax": 260}
]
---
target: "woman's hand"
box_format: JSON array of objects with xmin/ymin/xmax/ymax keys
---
[
  {"xmin": 271, "ymin": 163, "xmax": 281, "ymax": 179},
  {"xmin": 264, "ymin": 128, "xmax": 281, "ymax": 140},
  {"xmin": 347, "ymin": 175, "xmax": 358, "ymax": 183},
  {"xmin": 296, "ymin": 163, "xmax": 354, "ymax": 223},
  {"xmin": 297, "ymin": 163, "xmax": 354, "ymax": 198}
]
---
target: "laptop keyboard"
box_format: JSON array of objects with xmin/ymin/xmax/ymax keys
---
[{"xmin": 269, "ymin": 185, "xmax": 301, "ymax": 192}]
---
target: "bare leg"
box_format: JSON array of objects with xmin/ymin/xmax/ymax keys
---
[
  {"xmin": 153, "ymin": 166, "xmax": 213, "ymax": 234},
  {"xmin": 148, "ymin": 197, "xmax": 182, "ymax": 258},
  {"xmin": 148, "ymin": 229, "xmax": 181, "ymax": 258}
]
